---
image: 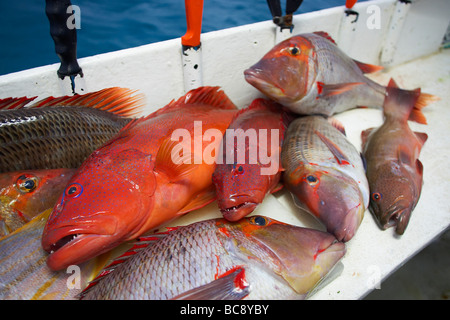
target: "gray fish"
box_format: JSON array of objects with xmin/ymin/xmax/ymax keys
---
[
  {"xmin": 0, "ymin": 87, "xmax": 144, "ymax": 172},
  {"xmin": 80, "ymin": 216, "xmax": 346, "ymax": 300},
  {"xmin": 281, "ymin": 115, "xmax": 369, "ymax": 242},
  {"xmin": 244, "ymin": 32, "xmax": 435, "ymax": 118}
]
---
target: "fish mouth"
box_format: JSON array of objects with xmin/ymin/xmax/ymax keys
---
[
  {"xmin": 42, "ymin": 216, "xmax": 119, "ymax": 271},
  {"xmin": 220, "ymin": 202, "xmax": 258, "ymax": 221},
  {"xmin": 251, "ymin": 224, "xmax": 346, "ymax": 295},
  {"xmin": 333, "ymin": 203, "xmax": 365, "ymax": 242},
  {"xmin": 244, "ymin": 68, "xmax": 285, "ymax": 98},
  {"xmin": 379, "ymin": 202, "xmax": 412, "ymax": 235}
]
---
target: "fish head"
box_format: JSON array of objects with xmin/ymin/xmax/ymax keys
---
[
  {"xmin": 212, "ymin": 163, "xmax": 270, "ymax": 221},
  {"xmin": 42, "ymin": 148, "xmax": 156, "ymax": 271},
  {"xmin": 244, "ymin": 35, "xmax": 317, "ymax": 105},
  {"xmin": 221, "ymin": 215, "xmax": 345, "ymax": 295},
  {"xmin": 368, "ymin": 161, "xmax": 421, "ymax": 235},
  {"xmin": 285, "ymin": 165, "xmax": 365, "ymax": 242},
  {"xmin": 0, "ymin": 169, "xmax": 76, "ymax": 223}
]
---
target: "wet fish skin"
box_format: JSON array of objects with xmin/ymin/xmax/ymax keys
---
[
  {"xmin": 0, "ymin": 87, "xmax": 144, "ymax": 172},
  {"xmin": 42, "ymin": 87, "xmax": 239, "ymax": 271},
  {"xmin": 0, "ymin": 209, "xmax": 109, "ymax": 300},
  {"xmin": 212, "ymin": 98, "xmax": 289, "ymax": 221},
  {"xmin": 362, "ymin": 79, "xmax": 429, "ymax": 235},
  {"xmin": 0, "ymin": 168, "xmax": 76, "ymax": 238},
  {"xmin": 281, "ymin": 115, "xmax": 369, "ymax": 242},
  {"xmin": 79, "ymin": 215, "xmax": 346, "ymax": 300},
  {"xmin": 244, "ymin": 32, "xmax": 435, "ymax": 119}
]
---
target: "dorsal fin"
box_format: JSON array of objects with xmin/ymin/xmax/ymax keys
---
[
  {"xmin": 313, "ymin": 31, "xmax": 337, "ymax": 45},
  {"xmin": 160, "ymin": 86, "xmax": 237, "ymax": 114},
  {"xmin": 28, "ymin": 87, "xmax": 145, "ymax": 117},
  {"xmin": 0, "ymin": 96, "xmax": 37, "ymax": 110},
  {"xmin": 78, "ymin": 227, "xmax": 179, "ymax": 299}
]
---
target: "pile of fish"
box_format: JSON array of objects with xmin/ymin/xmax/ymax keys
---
[{"xmin": 0, "ymin": 32, "xmax": 438, "ymax": 300}]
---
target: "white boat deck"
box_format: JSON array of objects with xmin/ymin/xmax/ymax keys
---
[{"xmin": 0, "ymin": 0, "xmax": 448, "ymax": 300}]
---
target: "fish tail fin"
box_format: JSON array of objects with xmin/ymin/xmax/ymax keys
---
[
  {"xmin": 384, "ymin": 78, "xmax": 438, "ymax": 125},
  {"xmin": 29, "ymin": 87, "xmax": 145, "ymax": 117},
  {"xmin": 410, "ymin": 91, "xmax": 440, "ymax": 124}
]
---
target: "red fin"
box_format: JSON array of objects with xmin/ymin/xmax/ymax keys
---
[
  {"xmin": 270, "ymin": 182, "xmax": 284, "ymax": 193},
  {"xmin": 410, "ymin": 91, "xmax": 439, "ymax": 125},
  {"xmin": 29, "ymin": 87, "xmax": 145, "ymax": 117},
  {"xmin": 414, "ymin": 132, "xmax": 428, "ymax": 147},
  {"xmin": 154, "ymin": 138, "xmax": 197, "ymax": 181},
  {"xmin": 353, "ymin": 59, "xmax": 384, "ymax": 73},
  {"xmin": 397, "ymin": 145, "xmax": 412, "ymax": 165},
  {"xmin": 177, "ymin": 184, "xmax": 217, "ymax": 215},
  {"xmin": 327, "ymin": 117, "xmax": 346, "ymax": 136},
  {"xmin": 313, "ymin": 31, "xmax": 337, "ymax": 45},
  {"xmin": 315, "ymin": 130, "xmax": 351, "ymax": 165},
  {"xmin": 361, "ymin": 128, "xmax": 375, "ymax": 149},
  {"xmin": 171, "ymin": 267, "xmax": 249, "ymax": 300},
  {"xmin": 0, "ymin": 96, "xmax": 37, "ymax": 110},
  {"xmin": 165, "ymin": 86, "xmax": 237, "ymax": 113},
  {"xmin": 317, "ymin": 82, "xmax": 364, "ymax": 98}
]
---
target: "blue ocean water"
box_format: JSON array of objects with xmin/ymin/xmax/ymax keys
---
[{"xmin": 0, "ymin": 0, "xmax": 364, "ymax": 76}]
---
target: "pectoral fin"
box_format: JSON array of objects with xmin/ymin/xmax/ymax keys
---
[
  {"xmin": 316, "ymin": 82, "xmax": 364, "ymax": 98},
  {"xmin": 171, "ymin": 267, "xmax": 249, "ymax": 300},
  {"xmin": 177, "ymin": 185, "xmax": 217, "ymax": 215},
  {"xmin": 154, "ymin": 138, "xmax": 197, "ymax": 181},
  {"xmin": 314, "ymin": 130, "xmax": 351, "ymax": 165}
]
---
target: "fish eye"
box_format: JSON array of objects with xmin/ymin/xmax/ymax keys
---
[
  {"xmin": 288, "ymin": 46, "xmax": 301, "ymax": 56},
  {"xmin": 371, "ymin": 192, "xmax": 382, "ymax": 201},
  {"xmin": 306, "ymin": 175, "xmax": 318, "ymax": 185},
  {"xmin": 250, "ymin": 216, "xmax": 268, "ymax": 226},
  {"xmin": 236, "ymin": 166, "xmax": 244, "ymax": 174},
  {"xmin": 65, "ymin": 183, "xmax": 83, "ymax": 199},
  {"xmin": 16, "ymin": 174, "xmax": 38, "ymax": 193}
]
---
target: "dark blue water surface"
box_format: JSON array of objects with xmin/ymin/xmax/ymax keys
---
[{"xmin": 0, "ymin": 0, "xmax": 362, "ymax": 76}]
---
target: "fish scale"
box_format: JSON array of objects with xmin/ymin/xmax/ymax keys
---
[{"xmin": 0, "ymin": 87, "xmax": 144, "ymax": 173}]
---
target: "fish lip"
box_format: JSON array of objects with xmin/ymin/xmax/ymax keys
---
[
  {"xmin": 379, "ymin": 201, "xmax": 412, "ymax": 235},
  {"xmin": 220, "ymin": 202, "xmax": 258, "ymax": 221},
  {"xmin": 42, "ymin": 215, "xmax": 119, "ymax": 270},
  {"xmin": 333, "ymin": 202, "xmax": 365, "ymax": 242},
  {"xmin": 45, "ymin": 233, "xmax": 115, "ymax": 271},
  {"xmin": 244, "ymin": 68, "xmax": 285, "ymax": 96}
]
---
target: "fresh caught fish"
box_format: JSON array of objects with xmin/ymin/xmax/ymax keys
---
[
  {"xmin": 0, "ymin": 168, "xmax": 76, "ymax": 237},
  {"xmin": 0, "ymin": 87, "xmax": 144, "ymax": 172},
  {"xmin": 281, "ymin": 115, "xmax": 369, "ymax": 242},
  {"xmin": 79, "ymin": 215, "xmax": 346, "ymax": 300},
  {"xmin": 244, "ymin": 32, "xmax": 437, "ymax": 119},
  {"xmin": 361, "ymin": 79, "xmax": 429, "ymax": 235},
  {"xmin": 0, "ymin": 209, "xmax": 111, "ymax": 300},
  {"xmin": 42, "ymin": 86, "xmax": 239, "ymax": 271},
  {"xmin": 212, "ymin": 98, "xmax": 290, "ymax": 221}
]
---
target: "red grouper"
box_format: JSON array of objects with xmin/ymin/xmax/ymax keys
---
[
  {"xmin": 0, "ymin": 168, "xmax": 76, "ymax": 237},
  {"xmin": 212, "ymin": 98, "xmax": 291, "ymax": 221},
  {"xmin": 281, "ymin": 115, "xmax": 369, "ymax": 242},
  {"xmin": 244, "ymin": 32, "xmax": 438, "ymax": 119},
  {"xmin": 42, "ymin": 86, "xmax": 239, "ymax": 271},
  {"xmin": 361, "ymin": 79, "xmax": 431, "ymax": 235},
  {"xmin": 79, "ymin": 216, "xmax": 346, "ymax": 300}
]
